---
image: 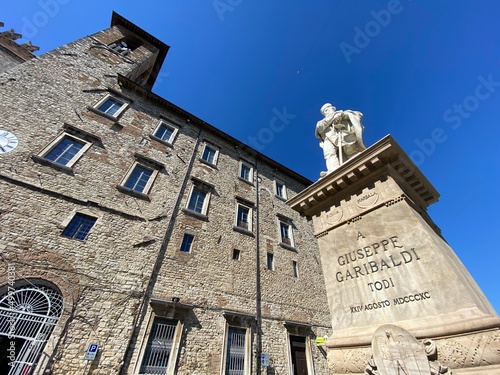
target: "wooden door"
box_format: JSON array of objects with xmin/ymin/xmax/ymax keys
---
[{"xmin": 290, "ymin": 335, "xmax": 308, "ymax": 375}]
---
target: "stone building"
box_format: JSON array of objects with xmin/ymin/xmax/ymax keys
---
[
  {"xmin": 0, "ymin": 13, "xmax": 331, "ymax": 375},
  {"xmin": 0, "ymin": 22, "xmax": 39, "ymax": 73}
]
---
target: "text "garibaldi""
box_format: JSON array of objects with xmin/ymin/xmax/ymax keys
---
[{"xmin": 336, "ymin": 235, "xmax": 421, "ymax": 282}]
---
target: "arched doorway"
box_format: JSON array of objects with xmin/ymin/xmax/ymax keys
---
[{"xmin": 0, "ymin": 280, "xmax": 63, "ymax": 375}]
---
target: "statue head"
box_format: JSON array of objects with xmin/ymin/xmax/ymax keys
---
[{"xmin": 320, "ymin": 103, "xmax": 336, "ymax": 116}]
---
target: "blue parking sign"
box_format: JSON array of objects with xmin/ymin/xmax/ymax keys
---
[
  {"xmin": 84, "ymin": 343, "xmax": 99, "ymax": 361},
  {"xmin": 260, "ymin": 353, "xmax": 269, "ymax": 367}
]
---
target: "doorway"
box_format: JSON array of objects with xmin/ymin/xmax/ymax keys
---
[
  {"xmin": 290, "ymin": 335, "xmax": 308, "ymax": 375},
  {"xmin": 0, "ymin": 282, "xmax": 63, "ymax": 375}
]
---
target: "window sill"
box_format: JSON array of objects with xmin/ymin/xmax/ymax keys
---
[
  {"xmin": 31, "ymin": 155, "xmax": 74, "ymax": 175},
  {"xmin": 199, "ymin": 158, "xmax": 218, "ymax": 169},
  {"xmin": 233, "ymin": 226, "xmax": 254, "ymax": 237},
  {"xmin": 275, "ymin": 194, "xmax": 287, "ymax": 201},
  {"xmin": 116, "ymin": 185, "xmax": 151, "ymax": 201},
  {"xmin": 149, "ymin": 134, "xmax": 174, "ymax": 148},
  {"xmin": 61, "ymin": 234, "xmax": 86, "ymax": 241},
  {"xmin": 238, "ymin": 177, "xmax": 254, "ymax": 186},
  {"xmin": 279, "ymin": 242, "xmax": 297, "ymax": 251},
  {"xmin": 87, "ymin": 106, "xmax": 124, "ymax": 125},
  {"xmin": 182, "ymin": 208, "xmax": 208, "ymax": 221}
]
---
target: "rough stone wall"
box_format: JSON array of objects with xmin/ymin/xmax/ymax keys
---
[
  {"xmin": 0, "ymin": 44, "xmax": 25, "ymax": 72},
  {"xmin": 124, "ymin": 129, "xmax": 332, "ymax": 373},
  {"xmin": 0, "ymin": 16, "xmax": 331, "ymax": 375},
  {"xmin": 0, "ymin": 24, "xmax": 185, "ymax": 374}
]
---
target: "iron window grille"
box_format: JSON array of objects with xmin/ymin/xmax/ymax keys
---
[
  {"xmin": 139, "ymin": 317, "xmax": 177, "ymax": 374},
  {"xmin": 225, "ymin": 327, "xmax": 246, "ymax": 375}
]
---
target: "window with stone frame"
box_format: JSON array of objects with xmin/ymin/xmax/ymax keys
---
[
  {"xmin": 151, "ymin": 120, "xmax": 179, "ymax": 145},
  {"xmin": 137, "ymin": 300, "xmax": 191, "ymax": 375},
  {"xmin": 274, "ymin": 179, "xmax": 287, "ymax": 200},
  {"xmin": 139, "ymin": 317, "xmax": 178, "ymax": 374},
  {"xmin": 187, "ymin": 188, "xmax": 207, "ymax": 214},
  {"xmin": 124, "ymin": 164, "xmax": 153, "ymax": 192},
  {"xmin": 239, "ymin": 160, "xmax": 253, "ymax": 183},
  {"xmin": 92, "ymin": 93, "xmax": 129, "ymax": 119},
  {"xmin": 62, "ymin": 213, "xmax": 97, "ymax": 241},
  {"xmin": 117, "ymin": 155, "xmax": 163, "ymax": 199},
  {"xmin": 236, "ymin": 204, "xmax": 251, "ymax": 231},
  {"xmin": 221, "ymin": 312, "xmax": 254, "ymax": 375},
  {"xmin": 37, "ymin": 133, "xmax": 91, "ymax": 168},
  {"xmin": 200, "ymin": 142, "xmax": 219, "ymax": 165},
  {"xmin": 180, "ymin": 233, "xmax": 194, "ymax": 253},
  {"xmin": 278, "ymin": 218, "xmax": 295, "ymax": 248},
  {"xmin": 184, "ymin": 179, "xmax": 213, "ymax": 218}
]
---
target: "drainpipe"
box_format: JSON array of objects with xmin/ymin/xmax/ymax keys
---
[
  {"xmin": 118, "ymin": 126, "xmax": 203, "ymax": 374},
  {"xmin": 255, "ymin": 159, "xmax": 262, "ymax": 374}
]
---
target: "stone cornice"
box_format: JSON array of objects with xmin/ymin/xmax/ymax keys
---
[{"xmin": 287, "ymin": 135, "xmax": 439, "ymax": 218}]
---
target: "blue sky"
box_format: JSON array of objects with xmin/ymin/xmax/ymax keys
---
[{"xmin": 2, "ymin": 1, "xmax": 499, "ymax": 313}]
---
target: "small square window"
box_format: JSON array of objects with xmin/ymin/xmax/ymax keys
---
[
  {"xmin": 187, "ymin": 188, "xmax": 207, "ymax": 214},
  {"xmin": 152, "ymin": 120, "xmax": 178, "ymax": 145},
  {"xmin": 239, "ymin": 161, "xmax": 253, "ymax": 183},
  {"xmin": 279, "ymin": 220, "xmax": 295, "ymax": 248},
  {"xmin": 267, "ymin": 252, "xmax": 274, "ymax": 270},
  {"xmin": 62, "ymin": 213, "xmax": 96, "ymax": 241},
  {"xmin": 275, "ymin": 180, "xmax": 287, "ymax": 199},
  {"xmin": 180, "ymin": 233, "xmax": 194, "ymax": 253},
  {"xmin": 292, "ymin": 261, "xmax": 298, "ymax": 278},
  {"xmin": 232, "ymin": 249, "xmax": 241, "ymax": 260},
  {"xmin": 93, "ymin": 94, "xmax": 129, "ymax": 119},
  {"xmin": 201, "ymin": 143, "xmax": 218, "ymax": 165}
]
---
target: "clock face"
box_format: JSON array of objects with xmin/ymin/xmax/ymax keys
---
[{"xmin": 0, "ymin": 130, "xmax": 19, "ymax": 154}]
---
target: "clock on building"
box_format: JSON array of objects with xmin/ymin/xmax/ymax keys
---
[{"xmin": 0, "ymin": 130, "xmax": 19, "ymax": 154}]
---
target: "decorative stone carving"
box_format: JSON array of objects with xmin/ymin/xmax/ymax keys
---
[
  {"xmin": 324, "ymin": 205, "xmax": 343, "ymax": 225},
  {"xmin": 315, "ymin": 103, "xmax": 367, "ymax": 176},
  {"xmin": 356, "ymin": 190, "xmax": 379, "ymax": 209},
  {"xmin": 365, "ymin": 325, "xmax": 451, "ymax": 375}
]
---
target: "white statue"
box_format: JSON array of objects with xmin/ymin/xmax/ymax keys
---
[{"xmin": 315, "ymin": 103, "xmax": 367, "ymax": 176}]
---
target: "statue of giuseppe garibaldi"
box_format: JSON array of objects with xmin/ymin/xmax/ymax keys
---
[{"xmin": 315, "ymin": 103, "xmax": 367, "ymax": 176}]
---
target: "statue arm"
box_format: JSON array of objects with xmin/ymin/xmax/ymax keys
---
[{"xmin": 316, "ymin": 112, "xmax": 339, "ymax": 138}]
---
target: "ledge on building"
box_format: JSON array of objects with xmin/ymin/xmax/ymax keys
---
[
  {"xmin": 150, "ymin": 298, "xmax": 193, "ymax": 319},
  {"xmin": 116, "ymin": 185, "xmax": 151, "ymax": 201},
  {"xmin": 31, "ymin": 155, "xmax": 74, "ymax": 175},
  {"xmin": 279, "ymin": 242, "xmax": 296, "ymax": 252},
  {"xmin": 182, "ymin": 208, "xmax": 208, "ymax": 221},
  {"xmin": 233, "ymin": 225, "xmax": 254, "ymax": 237}
]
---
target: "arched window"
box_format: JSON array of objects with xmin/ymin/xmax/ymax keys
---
[{"xmin": 0, "ymin": 281, "xmax": 63, "ymax": 375}]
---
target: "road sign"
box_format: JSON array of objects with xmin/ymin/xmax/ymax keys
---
[
  {"xmin": 316, "ymin": 336, "xmax": 326, "ymax": 346},
  {"xmin": 84, "ymin": 343, "xmax": 99, "ymax": 361},
  {"xmin": 260, "ymin": 353, "xmax": 269, "ymax": 367}
]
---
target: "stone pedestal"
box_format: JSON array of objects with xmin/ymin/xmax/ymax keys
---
[{"xmin": 288, "ymin": 136, "xmax": 500, "ymax": 374}]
